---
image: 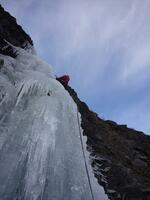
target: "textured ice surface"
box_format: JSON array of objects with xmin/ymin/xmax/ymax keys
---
[{"xmin": 0, "ymin": 47, "xmax": 107, "ymax": 200}]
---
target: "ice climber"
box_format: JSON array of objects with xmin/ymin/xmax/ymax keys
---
[{"xmin": 56, "ymin": 75, "xmax": 70, "ymax": 86}]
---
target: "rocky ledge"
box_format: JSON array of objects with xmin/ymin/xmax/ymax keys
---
[{"xmin": 0, "ymin": 5, "xmax": 33, "ymax": 57}]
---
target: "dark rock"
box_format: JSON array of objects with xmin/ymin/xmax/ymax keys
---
[
  {"xmin": 0, "ymin": 5, "xmax": 33, "ymax": 57},
  {"xmin": 132, "ymin": 158, "xmax": 148, "ymax": 168},
  {"xmin": 66, "ymin": 85, "xmax": 150, "ymax": 200},
  {"xmin": 106, "ymin": 120, "xmax": 117, "ymax": 126}
]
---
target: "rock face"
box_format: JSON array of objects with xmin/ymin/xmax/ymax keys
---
[
  {"xmin": 0, "ymin": 4, "xmax": 150, "ymax": 200},
  {"xmin": 0, "ymin": 5, "xmax": 33, "ymax": 57},
  {"xmin": 66, "ymin": 86, "xmax": 150, "ymax": 200}
]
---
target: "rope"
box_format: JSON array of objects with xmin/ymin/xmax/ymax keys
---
[{"xmin": 76, "ymin": 109, "xmax": 95, "ymax": 200}]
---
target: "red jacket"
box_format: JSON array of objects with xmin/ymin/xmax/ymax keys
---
[{"xmin": 56, "ymin": 75, "xmax": 70, "ymax": 85}]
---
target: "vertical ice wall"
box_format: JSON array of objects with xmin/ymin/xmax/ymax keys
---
[{"xmin": 0, "ymin": 48, "xmax": 107, "ymax": 200}]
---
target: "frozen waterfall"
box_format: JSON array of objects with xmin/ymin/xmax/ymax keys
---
[{"xmin": 0, "ymin": 47, "xmax": 107, "ymax": 200}]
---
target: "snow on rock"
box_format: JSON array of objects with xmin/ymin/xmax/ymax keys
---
[{"xmin": 0, "ymin": 47, "xmax": 107, "ymax": 200}]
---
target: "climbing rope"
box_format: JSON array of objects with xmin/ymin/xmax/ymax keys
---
[{"xmin": 76, "ymin": 109, "xmax": 95, "ymax": 200}]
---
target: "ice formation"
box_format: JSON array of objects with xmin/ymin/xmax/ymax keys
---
[{"xmin": 0, "ymin": 47, "xmax": 107, "ymax": 200}]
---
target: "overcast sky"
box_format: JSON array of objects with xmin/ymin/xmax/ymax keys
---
[{"xmin": 1, "ymin": 0, "xmax": 150, "ymax": 134}]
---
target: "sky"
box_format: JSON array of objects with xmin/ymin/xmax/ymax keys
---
[{"xmin": 1, "ymin": 0, "xmax": 150, "ymax": 134}]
